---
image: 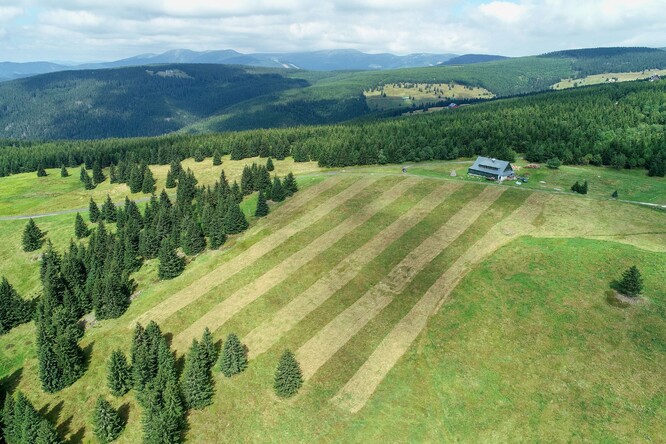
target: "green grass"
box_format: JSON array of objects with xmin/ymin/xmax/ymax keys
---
[{"xmin": 0, "ymin": 166, "xmax": 664, "ymax": 443}]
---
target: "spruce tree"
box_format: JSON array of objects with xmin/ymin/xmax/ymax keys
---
[
  {"xmin": 231, "ymin": 181, "xmax": 243, "ymax": 203},
  {"xmin": 254, "ymin": 165, "xmax": 271, "ymax": 193},
  {"xmin": 74, "ymin": 213, "xmax": 89, "ymax": 239},
  {"xmin": 200, "ymin": 327, "xmax": 218, "ymax": 370},
  {"xmin": 208, "ymin": 209, "xmax": 227, "ymax": 250},
  {"xmin": 194, "ymin": 148, "xmax": 205, "ymax": 162},
  {"xmin": 109, "ymin": 164, "xmax": 118, "ymax": 183},
  {"xmin": 266, "ymin": 157, "xmax": 274, "ymax": 171},
  {"xmin": 283, "ymin": 172, "xmax": 298, "ymax": 196},
  {"xmin": 181, "ymin": 218, "xmax": 206, "ymax": 256},
  {"xmin": 89, "ymin": 197, "xmax": 101, "ymax": 223},
  {"xmin": 270, "ymin": 176, "xmax": 286, "ymax": 202},
  {"xmin": 0, "ymin": 276, "xmax": 33, "ymax": 334},
  {"xmin": 212, "ymin": 150, "xmax": 222, "ymax": 166},
  {"xmin": 107, "ymin": 350, "xmax": 132, "ymax": 397},
  {"xmin": 36, "ymin": 418, "xmax": 62, "ymax": 444},
  {"xmin": 92, "ymin": 162, "xmax": 106, "ymax": 185},
  {"xmin": 60, "ymin": 164, "xmax": 69, "ymax": 178},
  {"xmin": 255, "ymin": 190, "xmax": 269, "ymax": 217},
  {"xmin": 219, "ymin": 333, "xmax": 248, "ymax": 377},
  {"xmin": 37, "ymin": 164, "xmax": 47, "ymax": 177},
  {"xmin": 128, "ymin": 164, "xmax": 144, "ymax": 193},
  {"xmin": 22, "ymin": 218, "xmax": 44, "ymax": 252},
  {"xmin": 274, "ymin": 349, "xmax": 303, "ymax": 398},
  {"xmin": 581, "ymin": 180, "xmax": 588, "ymax": 195},
  {"xmin": 158, "ymin": 239, "xmax": 184, "ymax": 280},
  {"xmin": 95, "ymin": 263, "xmax": 131, "ymax": 319},
  {"xmin": 4, "ymin": 392, "xmax": 60, "ymax": 444},
  {"xmin": 101, "ymin": 195, "xmax": 117, "ymax": 223},
  {"xmin": 241, "ymin": 165, "xmax": 254, "ymax": 195},
  {"xmin": 165, "ymin": 169, "xmax": 177, "ymax": 189},
  {"xmin": 224, "ymin": 200, "xmax": 248, "ymax": 235},
  {"xmin": 142, "ymin": 167, "xmax": 156, "ymax": 194},
  {"xmin": 181, "ymin": 339, "xmax": 214, "ymax": 409},
  {"xmin": 618, "ymin": 265, "xmax": 643, "ymax": 297},
  {"xmin": 612, "ymin": 190, "xmax": 619, "ymax": 198},
  {"xmin": 92, "ymin": 397, "xmax": 124, "ymax": 444},
  {"xmin": 571, "ymin": 181, "xmax": 581, "ymax": 193}
]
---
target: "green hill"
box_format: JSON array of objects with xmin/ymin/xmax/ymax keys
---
[{"xmin": 2, "ymin": 47, "xmax": 666, "ymax": 140}]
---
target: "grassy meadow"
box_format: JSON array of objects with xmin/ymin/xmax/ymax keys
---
[
  {"xmin": 364, "ymin": 82, "xmax": 494, "ymax": 111},
  {"xmin": 0, "ymin": 156, "xmax": 664, "ymax": 442},
  {"xmin": 552, "ymin": 69, "xmax": 666, "ymax": 90}
]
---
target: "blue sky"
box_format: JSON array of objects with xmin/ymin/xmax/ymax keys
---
[{"xmin": 0, "ymin": 0, "xmax": 664, "ymax": 62}]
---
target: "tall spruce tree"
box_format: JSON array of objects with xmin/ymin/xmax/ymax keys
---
[
  {"xmin": 95, "ymin": 263, "xmax": 131, "ymax": 319},
  {"xmin": 219, "ymin": 333, "xmax": 248, "ymax": 377},
  {"xmin": 255, "ymin": 190, "xmax": 269, "ymax": 217},
  {"xmin": 283, "ymin": 172, "xmax": 298, "ymax": 196},
  {"xmin": 60, "ymin": 164, "xmax": 69, "ymax": 178},
  {"xmin": 74, "ymin": 212, "xmax": 90, "ymax": 239},
  {"xmin": 200, "ymin": 328, "xmax": 217, "ymax": 370},
  {"xmin": 0, "ymin": 277, "xmax": 33, "ymax": 334},
  {"xmin": 240, "ymin": 165, "xmax": 254, "ymax": 195},
  {"xmin": 223, "ymin": 200, "xmax": 248, "ymax": 235},
  {"xmin": 618, "ymin": 265, "xmax": 643, "ymax": 297},
  {"xmin": 208, "ymin": 209, "xmax": 227, "ymax": 250},
  {"xmin": 212, "ymin": 150, "xmax": 222, "ymax": 166},
  {"xmin": 109, "ymin": 164, "xmax": 118, "ymax": 183},
  {"xmin": 181, "ymin": 218, "xmax": 206, "ymax": 256},
  {"xmin": 89, "ymin": 197, "xmax": 101, "ymax": 223},
  {"xmin": 181, "ymin": 339, "xmax": 214, "ymax": 409},
  {"xmin": 101, "ymin": 195, "xmax": 117, "ymax": 223},
  {"xmin": 92, "ymin": 397, "xmax": 124, "ymax": 444},
  {"xmin": 128, "ymin": 164, "xmax": 144, "ymax": 194},
  {"xmin": 107, "ymin": 349, "xmax": 132, "ymax": 397},
  {"xmin": 92, "ymin": 162, "xmax": 106, "ymax": 185},
  {"xmin": 37, "ymin": 164, "xmax": 47, "ymax": 177},
  {"xmin": 270, "ymin": 176, "xmax": 286, "ymax": 202},
  {"xmin": 274, "ymin": 350, "xmax": 303, "ymax": 398},
  {"xmin": 3, "ymin": 391, "xmax": 61, "ymax": 444},
  {"xmin": 165, "ymin": 169, "xmax": 177, "ymax": 189},
  {"xmin": 266, "ymin": 157, "xmax": 274, "ymax": 171},
  {"xmin": 22, "ymin": 218, "xmax": 44, "ymax": 252},
  {"xmin": 158, "ymin": 239, "xmax": 184, "ymax": 280},
  {"xmin": 142, "ymin": 168, "xmax": 156, "ymax": 194}
]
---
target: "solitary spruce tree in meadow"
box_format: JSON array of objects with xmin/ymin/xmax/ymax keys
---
[
  {"xmin": 181, "ymin": 339, "xmax": 214, "ymax": 409},
  {"xmin": 270, "ymin": 176, "xmax": 286, "ymax": 202},
  {"xmin": 92, "ymin": 396, "xmax": 124, "ymax": 444},
  {"xmin": 618, "ymin": 265, "xmax": 643, "ymax": 297},
  {"xmin": 266, "ymin": 157, "xmax": 274, "ymax": 171},
  {"xmin": 158, "ymin": 239, "xmax": 184, "ymax": 280},
  {"xmin": 219, "ymin": 333, "xmax": 247, "ymax": 377},
  {"xmin": 165, "ymin": 169, "xmax": 177, "ymax": 189},
  {"xmin": 255, "ymin": 190, "xmax": 269, "ymax": 217},
  {"xmin": 74, "ymin": 212, "xmax": 90, "ymax": 239},
  {"xmin": 213, "ymin": 150, "xmax": 222, "ymax": 166},
  {"xmin": 612, "ymin": 190, "xmax": 619, "ymax": 199},
  {"xmin": 274, "ymin": 349, "xmax": 303, "ymax": 398},
  {"xmin": 107, "ymin": 349, "xmax": 132, "ymax": 397},
  {"xmin": 60, "ymin": 164, "xmax": 69, "ymax": 177},
  {"xmin": 37, "ymin": 163, "xmax": 47, "ymax": 177},
  {"xmin": 571, "ymin": 181, "xmax": 581, "ymax": 193},
  {"xmin": 0, "ymin": 276, "xmax": 33, "ymax": 334},
  {"xmin": 22, "ymin": 218, "xmax": 45, "ymax": 252},
  {"xmin": 580, "ymin": 180, "xmax": 588, "ymax": 195}
]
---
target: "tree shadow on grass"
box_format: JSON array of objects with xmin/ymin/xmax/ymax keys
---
[
  {"xmin": 118, "ymin": 402, "xmax": 131, "ymax": 427},
  {"xmin": 82, "ymin": 341, "xmax": 95, "ymax": 373},
  {"xmin": 68, "ymin": 427, "xmax": 86, "ymax": 444},
  {"xmin": 0, "ymin": 367, "xmax": 23, "ymax": 398}
]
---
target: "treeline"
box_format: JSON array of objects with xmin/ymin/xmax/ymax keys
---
[
  {"xmin": 542, "ymin": 47, "xmax": 666, "ymax": 77},
  {"xmin": 1, "ymin": 80, "xmax": 665, "ymax": 176}
]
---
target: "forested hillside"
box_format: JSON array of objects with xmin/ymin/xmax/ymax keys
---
[
  {"xmin": 0, "ymin": 64, "xmax": 308, "ymax": 139},
  {"xmin": 3, "ymin": 47, "xmax": 666, "ymax": 140},
  {"xmin": 2, "ymin": 79, "xmax": 665, "ymax": 177}
]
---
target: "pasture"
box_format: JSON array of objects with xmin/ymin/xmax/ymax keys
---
[{"xmin": 0, "ymin": 157, "xmax": 664, "ymax": 442}]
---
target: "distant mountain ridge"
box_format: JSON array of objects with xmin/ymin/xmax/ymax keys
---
[
  {"xmin": 439, "ymin": 54, "xmax": 509, "ymax": 66},
  {"xmin": 0, "ymin": 49, "xmax": 458, "ymax": 82}
]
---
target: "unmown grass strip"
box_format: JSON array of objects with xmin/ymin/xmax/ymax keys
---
[
  {"xmin": 172, "ymin": 177, "xmax": 418, "ymax": 351},
  {"xmin": 296, "ymin": 186, "xmax": 505, "ymax": 380},
  {"xmin": 132, "ymin": 176, "xmax": 373, "ymax": 327},
  {"xmin": 243, "ymin": 182, "xmax": 462, "ymax": 359},
  {"xmin": 332, "ymin": 192, "xmax": 549, "ymax": 412}
]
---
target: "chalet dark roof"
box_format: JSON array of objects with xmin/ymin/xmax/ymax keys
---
[{"xmin": 468, "ymin": 156, "xmax": 514, "ymax": 177}]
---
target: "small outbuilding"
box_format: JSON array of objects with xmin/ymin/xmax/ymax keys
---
[{"xmin": 468, "ymin": 156, "xmax": 515, "ymax": 180}]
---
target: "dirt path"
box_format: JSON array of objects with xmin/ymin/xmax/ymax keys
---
[
  {"xmin": 131, "ymin": 176, "xmax": 375, "ymax": 328},
  {"xmin": 296, "ymin": 187, "xmax": 505, "ymax": 380},
  {"xmin": 331, "ymin": 193, "xmax": 550, "ymax": 413},
  {"xmin": 172, "ymin": 177, "xmax": 418, "ymax": 351},
  {"xmin": 243, "ymin": 182, "xmax": 462, "ymax": 359}
]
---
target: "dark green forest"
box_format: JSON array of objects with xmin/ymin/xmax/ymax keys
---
[
  {"xmin": 1, "ymin": 79, "xmax": 665, "ymax": 177},
  {"xmin": 541, "ymin": 47, "xmax": 666, "ymax": 77}
]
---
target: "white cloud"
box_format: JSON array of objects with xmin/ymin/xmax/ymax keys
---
[{"xmin": 0, "ymin": 0, "xmax": 665, "ymax": 62}]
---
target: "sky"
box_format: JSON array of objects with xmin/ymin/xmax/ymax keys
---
[{"xmin": 0, "ymin": 0, "xmax": 665, "ymax": 63}]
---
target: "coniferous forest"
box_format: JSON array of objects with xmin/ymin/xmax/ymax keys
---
[{"xmin": 1, "ymin": 79, "xmax": 665, "ymax": 177}]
